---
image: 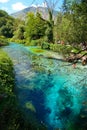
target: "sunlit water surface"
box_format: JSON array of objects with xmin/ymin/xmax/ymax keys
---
[{"xmin": 3, "ymin": 43, "xmax": 87, "ymax": 129}]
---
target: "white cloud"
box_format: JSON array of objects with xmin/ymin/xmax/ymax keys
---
[
  {"xmin": 31, "ymin": 2, "xmax": 47, "ymax": 8},
  {"xmin": 12, "ymin": 2, "xmax": 27, "ymax": 11},
  {"xmin": 31, "ymin": 4, "xmax": 37, "ymax": 8},
  {"xmin": 0, "ymin": 0, "xmax": 9, "ymax": 3}
]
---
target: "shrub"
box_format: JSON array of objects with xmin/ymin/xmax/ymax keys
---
[
  {"xmin": 41, "ymin": 42, "xmax": 50, "ymax": 49},
  {"xmin": 10, "ymin": 38, "xmax": 25, "ymax": 44},
  {"xmin": 0, "ymin": 36, "xmax": 8, "ymax": 46},
  {"xmin": 0, "ymin": 51, "xmax": 14, "ymax": 95},
  {"xmin": 49, "ymin": 43, "xmax": 73, "ymax": 56},
  {"xmin": 28, "ymin": 39, "xmax": 43, "ymax": 46}
]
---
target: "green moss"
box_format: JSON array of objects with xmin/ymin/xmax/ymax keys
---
[
  {"xmin": 29, "ymin": 47, "xmax": 45, "ymax": 54},
  {"xmin": 25, "ymin": 101, "xmax": 36, "ymax": 112},
  {"xmin": 31, "ymin": 48, "xmax": 45, "ymax": 53}
]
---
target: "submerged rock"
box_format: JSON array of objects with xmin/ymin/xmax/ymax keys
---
[{"xmin": 25, "ymin": 101, "xmax": 36, "ymax": 112}]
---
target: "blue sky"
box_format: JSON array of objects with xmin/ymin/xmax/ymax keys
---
[{"xmin": 0, "ymin": 0, "xmax": 63, "ymax": 14}]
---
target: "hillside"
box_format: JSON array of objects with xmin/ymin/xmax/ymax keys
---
[{"xmin": 11, "ymin": 6, "xmax": 57, "ymax": 20}]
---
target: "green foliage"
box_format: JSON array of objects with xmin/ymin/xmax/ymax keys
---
[
  {"xmin": 25, "ymin": 38, "xmax": 43, "ymax": 46},
  {"xmin": 0, "ymin": 9, "xmax": 9, "ymax": 17},
  {"xmin": 50, "ymin": 43, "xmax": 73, "ymax": 56},
  {"xmin": 56, "ymin": 14, "xmax": 72, "ymax": 43},
  {"xmin": 45, "ymin": 25, "xmax": 54, "ymax": 43},
  {"xmin": 56, "ymin": 1, "xmax": 87, "ymax": 46},
  {"xmin": 10, "ymin": 38, "xmax": 25, "ymax": 44},
  {"xmin": 12, "ymin": 19, "xmax": 25, "ymax": 43},
  {"xmin": 0, "ymin": 51, "xmax": 14, "ymax": 94},
  {"xmin": 0, "ymin": 22, "xmax": 13, "ymax": 38},
  {"xmin": 0, "ymin": 10, "xmax": 14, "ymax": 38},
  {"xmin": 0, "ymin": 36, "xmax": 9, "ymax": 46},
  {"xmin": 44, "ymin": 11, "xmax": 54, "ymax": 43},
  {"xmin": 13, "ymin": 24, "xmax": 25, "ymax": 40},
  {"xmin": 41, "ymin": 42, "xmax": 50, "ymax": 49},
  {"xmin": 24, "ymin": 12, "xmax": 46, "ymax": 42},
  {"xmin": 0, "ymin": 50, "xmax": 18, "ymax": 129},
  {"xmin": 70, "ymin": 2, "xmax": 87, "ymax": 44}
]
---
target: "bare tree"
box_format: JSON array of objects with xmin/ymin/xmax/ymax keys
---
[
  {"xmin": 33, "ymin": 0, "xmax": 59, "ymax": 43},
  {"xmin": 44, "ymin": 0, "xmax": 58, "ymax": 15},
  {"xmin": 43, "ymin": 0, "xmax": 59, "ymax": 43}
]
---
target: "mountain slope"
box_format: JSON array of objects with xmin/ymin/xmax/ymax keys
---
[{"xmin": 11, "ymin": 6, "xmax": 57, "ymax": 20}]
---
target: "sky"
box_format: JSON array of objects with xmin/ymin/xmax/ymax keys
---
[{"xmin": 0, "ymin": 0, "xmax": 63, "ymax": 14}]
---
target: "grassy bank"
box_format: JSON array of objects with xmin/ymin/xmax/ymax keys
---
[{"xmin": 0, "ymin": 50, "xmax": 19, "ymax": 130}]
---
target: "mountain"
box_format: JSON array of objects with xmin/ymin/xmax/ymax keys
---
[{"xmin": 11, "ymin": 6, "xmax": 58, "ymax": 20}]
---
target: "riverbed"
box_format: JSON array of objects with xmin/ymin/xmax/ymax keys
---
[{"xmin": 2, "ymin": 43, "xmax": 87, "ymax": 130}]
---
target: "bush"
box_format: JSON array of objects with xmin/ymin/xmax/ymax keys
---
[
  {"xmin": 10, "ymin": 38, "xmax": 25, "ymax": 44},
  {"xmin": 28, "ymin": 39, "xmax": 43, "ymax": 46},
  {"xmin": 49, "ymin": 43, "xmax": 73, "ymax": 56},
  {"xmin": 0, "ymin": 36, "xmax": 8, "ymax": 46},
  {"xmin": 0, "ymin": 51, "xmax": 14, "ymax": 95},
  {"xmin": 41, "ymin": 42, "xmax": 50, "ymax": 49}
]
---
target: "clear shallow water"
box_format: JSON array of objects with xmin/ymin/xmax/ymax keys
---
[{"xmin": 3, "ymin": 43, "xmax": 87, "ymax": 129}]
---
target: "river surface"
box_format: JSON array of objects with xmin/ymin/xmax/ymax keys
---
[{"xmin": 3, "ymin": 43, "xmax": 87, "ymax": 129}]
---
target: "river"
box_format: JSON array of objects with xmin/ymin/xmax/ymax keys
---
[{"xmin": 2, "ymin": 43, "xmax": 87, "ymax": 130}]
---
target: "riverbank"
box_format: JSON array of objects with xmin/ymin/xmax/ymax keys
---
[{"xmin": 26, "ymin": 45, "xmax": 87, "ymax": 68}]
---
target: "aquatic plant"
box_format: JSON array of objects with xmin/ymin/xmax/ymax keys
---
[{"xmin": 28, "ymin": 47, "xmax": 45, "ymax": 55}]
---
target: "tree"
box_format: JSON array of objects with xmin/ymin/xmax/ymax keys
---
[
  {"xmin": 56, "ymin": 0, "xmax": 87, "ymax": 47},
  {"xmin": 0, "ymin": 21, "xmax": 14, "ymax": 38},
  {"xmin": 56, "ymin": 13, "xmax": 72, "ymax": 43},
  {"xmin": 44, "ymin": 0, "xmax": 58, "ymax": 43},
  {"xmin": 70, "ymin": 1, "xmax": 87, "ymax": 46},
  {"xmin": 35, "ymin": 0, "xmax": 59, "ymax": 43},
  {"xmin": 24, "ymin": 12, "xmax": 46, "ymax": 42},
  {"xmin": 0, "ymin": 10, "xmax": 14, "ymax": 38},
  {"xmin": 62, "ymin": 0, "xmax": 71, "ymax": 13},
  {"xmin": 13, "ymin": 19, "xmax": 25, "ymax": 41},
  {"xmin": 0, "ymin": 9, "xmax": 9, "ymax": 17}
]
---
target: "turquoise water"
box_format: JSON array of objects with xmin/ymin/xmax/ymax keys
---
[{"xmin": 3, "ymin": 43, "xmax": 87, "ymax": 129}]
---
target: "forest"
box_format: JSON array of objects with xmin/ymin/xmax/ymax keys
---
[
  {"xmin": 0, "ymin": 0, "xmax": 87, "ymax": 64},
  {"xmin": 0, "ymin": 0, "xmax": 87, "ymax": 130}
]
